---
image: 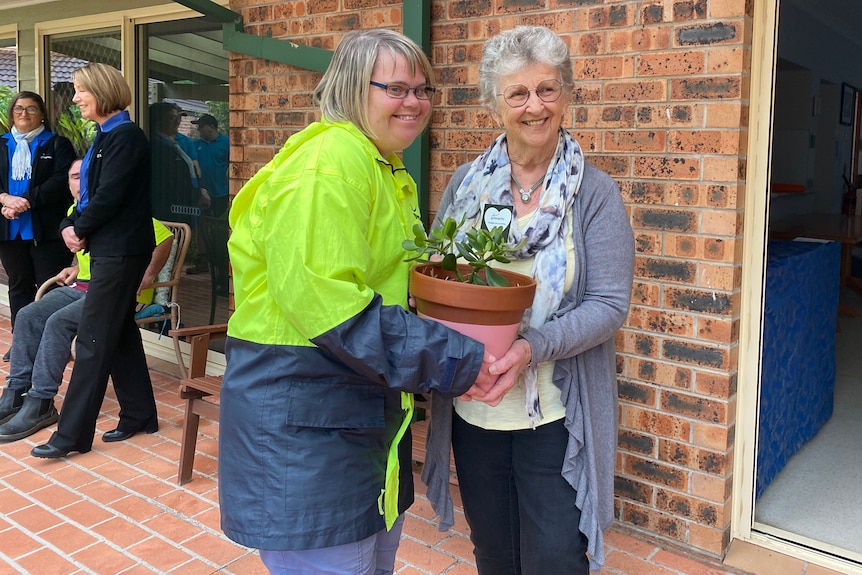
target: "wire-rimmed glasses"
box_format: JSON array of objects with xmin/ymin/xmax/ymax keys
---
[
  {"xmin": 370, "ymin": 81, "xmax": 436, "ymax": 101},
  {"xmin": 497, "ymin": 79, "xmax": 563, "ymax": 108}
]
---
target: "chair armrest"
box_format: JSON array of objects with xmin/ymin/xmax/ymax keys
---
[
  {"xmin": 169, "ymin": 324, "xmax": 229, "ymax": 339},
  {"xmin": 170, "ymin": 323, "xmax": 229, "ymax": 378},
  {"xmin": 35, "ymin": 274, "xmax": 65, "ymax": 301}
]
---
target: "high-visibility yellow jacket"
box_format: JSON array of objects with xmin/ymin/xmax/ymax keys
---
[{"xmin": 219, "ymin": 119, "xmax": 484, "ymax": 552}]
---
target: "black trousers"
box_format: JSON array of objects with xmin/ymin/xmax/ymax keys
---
[
  {"xmin": 0, "ymin": 238, "xmax": 73, "ymax": 327},
  {"xmin": 47, "ymin": 254, "xmax": 156, "ymax": 452},
  {"xmin": 452, "ymin": 413, "xmax": 590, "ymax": 575}
]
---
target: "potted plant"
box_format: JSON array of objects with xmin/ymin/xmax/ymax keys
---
[{"xmin": 403, "ymin": 215, "xmax": 536, "ymax": 362}]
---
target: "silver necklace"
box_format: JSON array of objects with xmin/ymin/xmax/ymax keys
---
[{"xmin": 511, "ymin": 172, "xmax": 545, "ymax": 202}]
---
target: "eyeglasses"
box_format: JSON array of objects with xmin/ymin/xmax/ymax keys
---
[
  {"xmin": 370, "ymin": 81, "xmax": 436, "ymax": 101},
  {"xmin": 497, "ymin": 79, "xmax": 563, "ymax": 108},
  {"xmin": 12, "ymin": 105, "xmax": 40, "ymax": 115}
]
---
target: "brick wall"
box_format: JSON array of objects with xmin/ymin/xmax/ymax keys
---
[{"xmin": 229, "ymin": 0, "xmax": 752, "ymax": 559}]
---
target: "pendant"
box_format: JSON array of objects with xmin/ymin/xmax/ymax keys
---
[{"xmin": 521, "ymin": 191, "xmax": 531, "ymax": 202}]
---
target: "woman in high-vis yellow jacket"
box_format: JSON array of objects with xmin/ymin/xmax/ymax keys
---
[{"xmin": 221, "ymin": 30, "xmax": 498, "ymax": 575}]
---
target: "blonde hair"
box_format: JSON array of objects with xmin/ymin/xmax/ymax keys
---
[
  {"xmin": 71, "ymin": 63, "xmax": 131, "ymax": 116},
  {"xmin": 314, "ymin": 29, "xmax": 435, "ymax": 140}
]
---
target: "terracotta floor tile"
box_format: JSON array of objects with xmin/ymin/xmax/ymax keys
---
[
  {"xmin": 142, "ymin": 511, "xmax": 210, "ymax": 544},
  {"xmin": 181, "ymin": 530, "xmax": 248, "ymax": 565},
  {"xmin": 0, "ymin": 311, "xmax": 849, "ymax": 575},
  {"xmin": 39, "ymin": 521, "xmax": 99, "ymax": 555},
  {"xmin": 13, "ymin": 546, "xmax": 80, "ymax": 575},
  {"xmin": 604, "ymin": 549, "xmax": 680, "ymax": 575},
  {"xmin": 3, "ymin": 520, "xmax": 47, "ymax": 560},
  {"xmin": 90, "ymin": 516, "xmax": 151, "ymax": 548},
  {"xmin": 122, "ymin": 474, "xmax": 176, "ymax": 500},
  {"xmin": 110, "ymin": 494, "xmax": 165, "ymax": 523},
  {"xmin": 164, "ymin": 558, "xmax": 228, "ymax": 574},
  {"xmin": 2, "ymin": 468, "xmax": 52, "ymax": 493},
  {"xmin": 155, "ymin": 489, "xmax": 214, "ymax": 516},
  {"xmin": 76, "ymin": 479, "xmax": 129, "ymax": 505},
  {"xmin": 402, "ymin": 514, "xmax": 450, "ymax": 546},
  {"xmin": 604, "ymin": 527, "xmax": 660, "ymax": 559},
  {"xmin": 71, "ymin": 541, "xmax": 137, "ymax": 573},
  {"xmin": 29, "ymin": 483, "xmax": 86, "ymax": 510},
  {"xmin": 9, "ymin": 503, "xmax": 64, "ymax": 533},
  {"xmin": 58, "ymin": 499, "xmax": 116, "ymax": 528},
  {"xmin": 435, "ymin": 532, "xmax": 476, "ymax": 564},
  {"xmin": 395, "ymin": 538, "xmax": 459, "ymax": 574},
  {"xmin": 128, "ymin": 536, "xmax": 194, "ymax": 571},
  {"xmin": 0, "ymin": 487, "xmax": 33, "ymax": 513}
]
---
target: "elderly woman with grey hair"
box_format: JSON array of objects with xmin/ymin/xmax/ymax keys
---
[{"xmin": 422, "ymin": 25, "xmax": 635, "ymax": 574}]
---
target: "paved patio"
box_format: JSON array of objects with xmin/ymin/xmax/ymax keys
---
[{"xmin": 0, "ymin": 311, "xmax": 841, "ymax": 575}]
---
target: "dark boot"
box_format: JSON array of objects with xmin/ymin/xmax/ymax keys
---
[
  {"xmin": 0, "ymin": 396, "xmax": 59, "ymax": 441},
  {"xmin": 0, "ymin": 386, "xmax": 27, "ymax": 425}
]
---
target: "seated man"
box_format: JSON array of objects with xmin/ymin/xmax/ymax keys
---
[{"xmin": 0, "ymin": 159, "xmax": 174, "ymax": 441}]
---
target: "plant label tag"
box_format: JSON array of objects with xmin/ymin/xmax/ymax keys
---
[{"xmin": 482, "ymin": 204, "xmax": 513, "ymax": 237}]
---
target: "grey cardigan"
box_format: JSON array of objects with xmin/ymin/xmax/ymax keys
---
[{"xmin": 421, "ymin": 160, "xmax": 635, "ymax": 571}]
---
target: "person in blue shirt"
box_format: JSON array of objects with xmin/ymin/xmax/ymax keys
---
[
  {"xmin": 0, "ymin": 91, "xmax": 75, "ymax": 361},
  {"xmin": 192, "ymin": 114, "xmax": 228, "ymax": 217}
]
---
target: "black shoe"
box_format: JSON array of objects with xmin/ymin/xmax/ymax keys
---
[
  {"xmin": 31, "ymin": 442, "xmax": 90, "ymax": 458},
  {"xmin": 0, "ymin": 396, "xmax": 59, "ymax": 441},
  {"xmin": 2, "ymin": 348, "xmax": 9, "ymax": 362},
  {"xmin": 102, "ymin": 416, "xmax": 159, "ymax": 443},
  {"xmin": 0, "ymin": 386, "xmax": 27, "ymax": 425}
]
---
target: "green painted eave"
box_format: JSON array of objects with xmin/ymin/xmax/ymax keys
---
[
  {"xmin": 172, "ymin": 0, "xmax": 430, "ymax": 221},
  {"xmin": 171, "ymin": 0, "xmax": 332, "ymax": 72}
]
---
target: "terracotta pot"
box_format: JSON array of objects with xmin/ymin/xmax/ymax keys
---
[{"xmin": 409, "ymin": 263, "xmax": 536, "ymax": 359}]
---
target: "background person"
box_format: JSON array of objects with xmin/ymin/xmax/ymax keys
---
[
  {"xmin": 220, "ymin": 29, "xmax": 500, "ymax": 575},
  {"xmin": 0, "ymin": 91, "xmax": 76, "ymax": 361},
  {"xmin": 187, "ymin": 113, "xmax": 229, "ymax": 276},
  {"xmin": 192, "ymin": 114, "xmax": 228, "ymax": 217},
  {"xmin": 149, "ymin": 101, "xmax": 202, "ymax": 226},
  {"xmin": 0, "ymin": 158, "xmax": 173, "ymax": 441},
  {"xmin": 31, "ymin": 63, "xmax": 157, "ymax": 459},
  {"xmin": 423, "ymin": 26, "xmax": 635, "ymax": 574}
]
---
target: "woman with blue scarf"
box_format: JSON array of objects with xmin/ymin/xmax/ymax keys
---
[
  {"xmin": 31, "ymin": 63, "xmax": 156, "ymax": 459},
  {"xmin": 0, "ymin": 92, "xmax": 75, "ymax": 354}
]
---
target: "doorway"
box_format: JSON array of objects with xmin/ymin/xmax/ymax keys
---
[{"xmin": 739, "ymin": 0, "xmax": 862, "ymax": 569}]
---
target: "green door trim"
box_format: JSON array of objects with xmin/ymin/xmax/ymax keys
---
[{"xmin": 171, "ymin": 0, "xmax": 431, "ymax": 220}]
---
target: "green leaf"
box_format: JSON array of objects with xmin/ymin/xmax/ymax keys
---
[{"xmin": 485, "ymin": 267, "xmax": 510, "ymax": 287}]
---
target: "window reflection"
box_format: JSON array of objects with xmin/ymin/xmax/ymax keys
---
[{"xmin": 143, "ymin": 17, "xmax": 230, "ymax": 333}]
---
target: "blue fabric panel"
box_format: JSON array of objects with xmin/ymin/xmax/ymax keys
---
[{"xmin": 756, "ymin": 239, "xmax": 840, "ymax": 498}]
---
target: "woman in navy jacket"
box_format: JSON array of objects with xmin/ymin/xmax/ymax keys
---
[
  {"xmin": 31, "ymin": 63, "xmax": 156, "ymax": 459},
  {"xmin": 0, "ymin": 92, "xmax": 75, "ymax": 334}
]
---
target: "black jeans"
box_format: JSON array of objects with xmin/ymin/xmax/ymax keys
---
[{"xmin": 452, "ymin": 413, "xmax": 590, "ymax": 575}]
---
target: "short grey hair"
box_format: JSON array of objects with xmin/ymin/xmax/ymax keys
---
[
  {"xmin": 478, "ymin": 26, "xmax": 574, "ymax": 110},
  {"xmin": 314, "ymin": 29, "xmax": 435, "ymax": 140}
]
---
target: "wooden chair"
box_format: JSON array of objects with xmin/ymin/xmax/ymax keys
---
[
  {"xmin": 135, "ymin": 221, "xmax": 192, "ymax": 378},
  {"xmin": 169, "ymin": 323, "xmax": 227, "ymax": 484},
  {"xmin": 35, "ymin": 221, "xmax": 192, "ymax": 376}
]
